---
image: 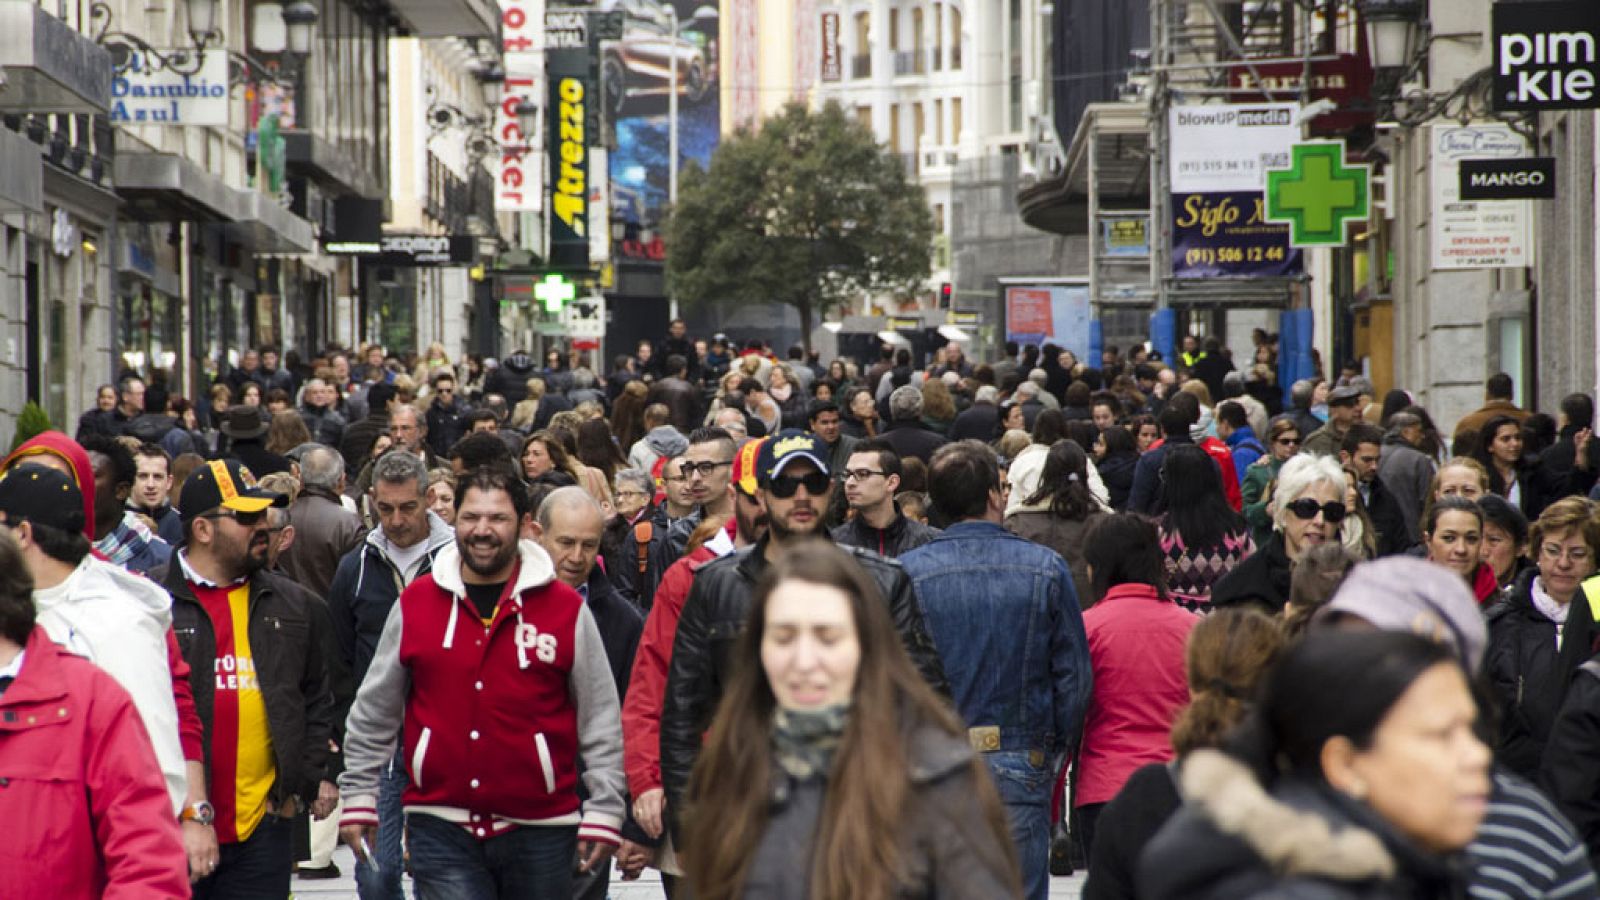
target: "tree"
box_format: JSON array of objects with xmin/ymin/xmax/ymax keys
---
[
  {"xmin": 665, "ymin": 101, "xmax": 934, "ymax": 351},
  {"xmin": 8, "ymin": 401, "xmax": 52, "ymax": 452}
]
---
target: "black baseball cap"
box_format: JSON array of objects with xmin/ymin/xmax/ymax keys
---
[
  {"xmin": 755, "ymin": 429, "xmax": 830, "ymax": 485},
  {"xmin": 177, "ymin": 459, "xmax": 287, "ymax": 522},
  {"xmin": 0, "ymin": 464, "xmax": 86, "ymax": 534}
]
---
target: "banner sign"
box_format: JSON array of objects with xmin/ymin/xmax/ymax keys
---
[
  {"xmin": 1168, "ymin": 103, "xmax": 1303, "ymax": 279},
  {"xmin": 1227, "ymin": 55, "xmax": 1375, "ymax": 135},
  {"xmin": 324, "ymin": 235, "xmax": 477, "ymax": 266},
  {"xmin": 820, "ymin": 12, "xmax": 842, "ymax": 82},
  {"xmin": 1459, "ymin": 157, "xmax": 1557, "ymax": 199},
  {"xmin": 1172, "ymin": 192, "xmax": 1300, "ymax": 278},
  {"xmin": 1004, "ymin": 285, "xmax": 1091, "ymax": 360},
  {"xmin": 111, "ymin": 49, "xmax": 229, "ymax": 125},
  {"xmin": 545, "ymin": 8, "xmax": 589, "ymax": 48},
  {"xmin": 1493, "ymin": 2, "xmax": 1600, "ymax": 112},
  {"xmin": 548, "ymin": 49, "xmax": 592, "ymax": 269},
  {"xmin": 1430, "ymin": 123, "xmax": 1534, "ymax": 270},
  {"xmin": 496, "ymin": 0, "xmax": 541, "ymax": 212}
]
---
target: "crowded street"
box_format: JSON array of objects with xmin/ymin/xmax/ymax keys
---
[{"xmin": 4, "ymin": 0, "xmax": 1600, "ymax": 899}]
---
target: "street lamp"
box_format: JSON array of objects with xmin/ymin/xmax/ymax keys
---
[
  {"xmin": 477, "ymin": 65, "xmax": 506, "ymax": 110},
  {"xmin": 90, "ymin": 0, "xmax": 222, "ymax": 74},
  {"xmin": 1359, "ymin": 0, "xmax": 1425, "ymax": 72},
  {"xmin": 516, "ymin": 101, "xmax": 539, "ymax": 148},
  {"xmin": 282, "ymin": 1, "xmax": 320, "ymax": 57},
  {"xmin": 185, "ymin": 0, "xmax": 220, "ymax": 44}
]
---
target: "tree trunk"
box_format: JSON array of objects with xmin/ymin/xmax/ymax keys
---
[{"xmin": 797, "ymin": 297, "xmax": 814, "ymax": 355}]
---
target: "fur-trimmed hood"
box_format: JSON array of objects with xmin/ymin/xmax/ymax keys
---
[{"xmin": 1137, "ymin": 749, "xmax": 1464, "ymax": 900}]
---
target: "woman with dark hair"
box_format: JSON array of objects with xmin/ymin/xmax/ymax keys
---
[
  {"xmin": 682, "ymin": 541, "xmax": 1020, "ymax": 899},
  {"xmin": 1474, "ymin": 414, "xmax": 1536, "ymax": 515},
  {"xmin": 1379, "ymin": 389, "xmax": 1413, "ymax": 427},
  {"xmin": 1477, "ymin": 494, "xmax": 1531, "ymax": 589},
  {"xmin": 1005, "ymin": 440, "xmax": 1103, "ymax": 603},
  {"xmin": 610, "ymin": 379, "xmax": 651, "ymax": 452},
  {"xmin": 1096, "ymin": 427, "xmax": 1139, "ymax": 511},
  {"xmin": 1130, "ymin": 414, "xmax": 1160, "ymax": 453},
  {"xmin": 1085, "ymin": 609, "xmax": 1285, "ymax": 900},
  {"xmin": 1423, "ymin": 496, "xmax": 1499, "ymax": 604},
  {"xmin": 1007, "ymin": 410, "xmax": 1110, "ymax": 517},
  {"xmin": 1063, "ymin": 420, "xmax": 1100, "ymax": 457},
  {"xmin": 265, "ymin": 409, "xmax": 313, "ymax": 456},
  {"xmin": 1156, "ymin": 444, "xmax": 1254, "ymax": 612},
  {"xmin": 840, "ymin": 387, "xmax": 879, "ymax": 439},
  {"xmin": 521, "ymin": 430, "xmax": 582, "ymax": 490},
  {"xmin": 1140, "ymin": 631, "xmax": 1490, "ymax": 899},
  {"xmin": 1075, "ymin": 515, "xmax": 1197, "ymax": 855},
  {"xmin": 575, "ymin": 418, "xmax": 627, "ymax": 485},
  {"xmin": 1241, "ymin": 417, "xmax": 1300, "ymax": 546}
]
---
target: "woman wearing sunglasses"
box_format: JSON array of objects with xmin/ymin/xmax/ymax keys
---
[
  {"xmin": 1241, "ymin": 418, "xmax": 1301, "ymax": 547},
  {"xmin": 1484, "ymin": 496, "xmax": 1600, "ymax": 781},
  {"xmin": 1213, "ymin": 454, "xmax": 1346, "ymax": 614}
]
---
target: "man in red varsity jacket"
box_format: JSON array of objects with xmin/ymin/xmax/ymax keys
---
[{"xmin": 338, "ymin": 467, "xmax": 627, "ymax": 898}]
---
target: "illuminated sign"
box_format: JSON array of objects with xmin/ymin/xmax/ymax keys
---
[{"xmin": 548, "ymin": 68, "xmax": 591, "ymax": 268}]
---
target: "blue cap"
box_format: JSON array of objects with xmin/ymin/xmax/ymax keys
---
[{"xmin": 755, "ymin": 429, "xmax": 830, "ymax": 485}]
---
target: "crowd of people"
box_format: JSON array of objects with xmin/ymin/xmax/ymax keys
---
[{"xmin": 8, "ymin": 322, "xmax": 1600, "ymax": 899}]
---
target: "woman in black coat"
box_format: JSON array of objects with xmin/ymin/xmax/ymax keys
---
[{"xmin": 1095, "ymin": 426, "xmax": 1139, "ymax": 511}]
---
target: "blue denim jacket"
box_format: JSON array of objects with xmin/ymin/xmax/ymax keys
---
[{"xmin": 900, "ymin": 521, "xmax": 1091, "ymax": 791}]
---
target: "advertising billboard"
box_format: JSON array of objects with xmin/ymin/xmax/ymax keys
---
[{"xmin": 602, "ymin": 0, "xmax": 721, "ymax": 252}]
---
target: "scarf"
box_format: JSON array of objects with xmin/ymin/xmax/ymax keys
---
[
  {"xmin": 771, "ymin": 703, "xmax": 851, "ymax": 782},
  {"xmin": 769, "ymin": 383, "xmax": 793, "ymax": 403},
  {"xmin": 1531, "ymin": 577, "xmax": 1571, "ymax": 649},
  {"xmin": 95, "ymin": 511, "xmax": 158, "ymax": 568}
]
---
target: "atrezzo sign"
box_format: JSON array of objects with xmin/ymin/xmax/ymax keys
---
[{"xmin": 1493, "ymin": 2, "xmax": 1600, "ymax": 111}]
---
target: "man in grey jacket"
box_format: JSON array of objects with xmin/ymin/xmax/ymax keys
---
[{"xmin": 1379, "ymin": 411, "xmax": 1437, "ymax": 547}]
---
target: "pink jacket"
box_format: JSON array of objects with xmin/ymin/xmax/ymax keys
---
[
  {"xmin": 1076, "ymin": 584, "xmax": 1196, "ymax": 806},
  {"xmin": 0, "ymin": 626, "xmax": 189, "ymax": 898}
]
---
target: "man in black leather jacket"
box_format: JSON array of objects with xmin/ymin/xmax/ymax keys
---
[
  {"xmin": 831, "ymin": 441, "xmax": 939, "ymax": 558},
  {"xmin": 658, "ymin": 431, "xmax": 949, "ymax": 840}
]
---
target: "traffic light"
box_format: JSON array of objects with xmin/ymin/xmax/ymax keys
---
[
  {"xmin": 534, "ymin": 273, "xmax": 578, "ymax": 313},
  {"xmin": 940, "ymin": 282, "xmax": 953, "ymax": 308}
]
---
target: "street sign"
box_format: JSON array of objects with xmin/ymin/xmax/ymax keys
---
[
  {"xmin": 1264, "ymin": 141, "xmax": 1371, "ymax": 248},
  {"xmin": 534, "ymin": 274, "xmax": 577, "ymax": 312},
  {"xmin": 1459, "ymin": 157, "xmax": 1557, "ymax": 200},
  {"xmin": 562, "ymin": 294, "xmax": 606, "ymax": 338},
  {"xmin": 1493, "ymin": 2, "xmax": 1600, "ymax": 112}
]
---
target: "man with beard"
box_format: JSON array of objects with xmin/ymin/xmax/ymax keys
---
[
  {"xmin": 339, "ymin": 467, "xmax": 627, "ymax": 899},
  {"xmin": 659, "ymin": 430, "xmax": 948, "ymax": 842},
  {"xmin": 162, "ymin": 460, "xmax": 333, "ymax": 899},
  {"xmin": 624, "ymin": 439, "xmax": 767, "ymax": 895}
]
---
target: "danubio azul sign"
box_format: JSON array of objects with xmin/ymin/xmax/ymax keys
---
[{"xmin": 110, "ymin": 51, "xmax": 229, "ymax": 126}]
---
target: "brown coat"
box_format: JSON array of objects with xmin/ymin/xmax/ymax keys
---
[
  {"xmin": 1454, "ymin": 398, "xmax": 1530, "ymax": 443},
  {"xmin": 281, "ymin": 486, "xmax": 365, "ymax": 596},
  {"xmin": 1004, "ymin": 509, "xmax": 1099, "ymax": 606}
]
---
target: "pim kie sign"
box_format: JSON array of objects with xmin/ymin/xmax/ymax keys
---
[{"xmin": 1228, "ymin": 55, "xmax": 1374, "ymax": 135}]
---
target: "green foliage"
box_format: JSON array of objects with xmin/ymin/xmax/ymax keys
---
[
  {"xmin": 9, "ymin": 401, "xmax": 52, "ymax": 452},
  {"xmin": 665, "ymin": 101, "xmax": 935, "ymax": 348}
]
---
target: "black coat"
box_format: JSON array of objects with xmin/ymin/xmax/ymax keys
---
[
  {"xmin": 660, "ymin": 541, "xmax": 949, "ymax": 836},
  {"xmin": 830, "ymin": 510, "xmax": 940, "ymax": 559},
  {"xmin": 1365, "ymin": 475, "xmax": 1413, "ymax": 558},
  {"xmin": 1085, "ymin": 763, "xmax": 1180, "ymax": 900},
  {"xmin": 1097, "ymin": 452, "xmax": 1138, "ymax": 511},
  {"xmin": 1210, "ymin": 533, "xmax": 1294, "ymax": 613},
  {"xmin": 880, "ymin": 420, "xmax": 950, "ymax": 464},
  {"xmin": 1485, "ymin": 569, "xmax": 1600, "ymax": 780},
  {"xmin": 950, "ymin": 402, "xmax": 1001, "ymax": 443},
  {"xmin": 1540, "ymin": 655, "xmax": 1600, "ymax": 871},
  {"xmin": 163, "ymin": 565, "xmax": 334, "ymax": 806}
]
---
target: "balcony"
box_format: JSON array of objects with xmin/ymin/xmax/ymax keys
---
[
  {"xmin": 952, "ymin": 44, "xmax": 963, "ymax": 70},
  {"xmin": 930, "ymin": 47, "xmax": 943, "ymax": 72},
  {"xmin": 893, "ymin": 50, "xmax": 926, "ymax": 76},
  {"xmin": 851, "ymin": 54, "xmax": 871, "ymax": 79},
  {"xmin": 388, "ymin": 0, "xmax": 498, "ymax": 38},
  {"xmin": 0, "ymin": 1, "xmax": 113, "ymax": 114}
]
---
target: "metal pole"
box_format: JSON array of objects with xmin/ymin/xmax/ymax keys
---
[
  {"xmin": 1150, "ymin": 0, "xmax": 1168, "ymax": 312},
  {"xmin": 668, "ymin": 4, "xmax": 679, "ymax": 320}
]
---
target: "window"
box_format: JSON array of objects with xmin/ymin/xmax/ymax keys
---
[
  {"xmin": 889, "ymin": 103, "xmax": 901, "ymax": 152},
  {"xmin": 914, "ymin": 103, "xmax": 925, "ymax": 150},
  {"xmin": 912, "ymin": 7, "xmax": 925, "ymax": 72},
  {"xmin": 890, "ymin": 8, "xmax": 900, "ymax": 51},
  {"xmin": 857, "ymin": 105, "xmax": 873, "ymax": 128},
  {"xmin": 951, "ymin": 7, "xmax": 963, "ymax": 69},
  {"xmin": 853, "ymin": 12, "xmax": 872, "ymax": 78},
  {"xmin": 934, "ymin": 98, "xmax": 944, "ymax": 143},
  {"xmin": 1008, "ymin": 0, "xmax": 1022, "ymax": 131},
  {"xmin": 952, "ymin": 97, "xmax": 962, "ymax": 143},
  {"xmin": 932, "ymin": 1, "xmax": 944, "ymax": 71}
]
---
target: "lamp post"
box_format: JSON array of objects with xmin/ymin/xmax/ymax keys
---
[
  {"xmin": 516, "ymin": 101, "xmax": 539, "ymax": 149},
  {"xmin": 281, "ymin": 1, "xmax": 320, "ymax": 57},
  {"xmin": 1358, "ymin": 0, "xmax": 1425, "ymax": 79},
  {"xmin": 666, "ymin": 4, "xmax": 679, "ymax": 320}
]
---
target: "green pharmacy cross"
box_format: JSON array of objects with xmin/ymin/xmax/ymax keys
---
[
  {"xmin": 1264, "ymin": 141, "xmax": 1371, "ymax": 248},
  {"xmin": 535, "ymin": 274, "xmax": 578, "ymax": 313}
]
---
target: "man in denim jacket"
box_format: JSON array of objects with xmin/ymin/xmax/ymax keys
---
[{"xmin": 900, "ymin": 441, "xmax": 1091, "ymax": 900}]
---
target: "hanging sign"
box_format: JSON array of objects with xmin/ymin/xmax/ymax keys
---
[
  {"xmin": 1493, "ymin": 2, "xmax": 1600, "ymax": 112},
  {"xmin": 1263, "ymin": 141, "xmax": 1371, "ymax": 248},
  {"xmin": 110, "ymin": 50, "xmax": 229, "ymax": 126},
  {"xmin": 547, "ymin": 50, "xmax": 592, "ymax": 269},
  {"xmin": 1458, "ymin": 157, "xmax": 1557, "ymax": 199},
  {"xmin": 1430, "ymin": 123, "xmax": 1534, "ymax": 270}
]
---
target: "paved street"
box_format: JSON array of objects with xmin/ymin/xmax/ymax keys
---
[{"xmin": 292, "ymin": 845, "xmax": 1090, "ymax": 898}]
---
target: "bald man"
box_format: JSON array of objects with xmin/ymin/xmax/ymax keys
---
[{"xmin": 531, "ymin": 487, "xmax": 651, "ymax": 893}]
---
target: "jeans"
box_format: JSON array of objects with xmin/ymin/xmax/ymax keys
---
[
  {"xmin": 408, "ymin": 813, "xmax": 577, "ymax": 900},
  {"xmin": 356, "ymin": 753, "xmax": 407, "ymax": 900},
  {"xmin": 986, "ymin": 750, "xmax": 1056, "ymax": 900},
  {"xmin": 192, "ymin": 814, "xmax": 292, "ymax": 900}
]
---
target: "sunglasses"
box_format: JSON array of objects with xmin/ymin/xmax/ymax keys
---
[
  {"xmin": 767, "ymin": 471, "xmax": 831, "ymax": 498},
  {"xmin": 1286, "ymin": 498, "xmax": 1346, "ymax": 523},
  {"xmin": 204, "ymin": 508, "xmax": 267, "ymax": 527},
  {"xmin": 1276, "ymin": 437, "xmax": 1300, "ymax": 446}
]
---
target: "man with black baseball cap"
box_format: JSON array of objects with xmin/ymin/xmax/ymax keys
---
[
  {"xmin": 658, "ymin": 430, "xmax": 949, "ymax": 843},
  {"xmin": 0, "ymin": 464, "xmax": 188, "ymax": 817},
  {"xmin": 162, "ymin": 459, "xmax": 334, "ymax": 899}
]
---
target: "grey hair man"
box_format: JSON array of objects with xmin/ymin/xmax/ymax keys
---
[
  {"xmin": 881, "ymin": 385, "xmax": 949, "ymax": 464},
  {"xmin": 280, "ymin": 446, "xmax": 365, "ymax": 597},
  {"xmin": 1379, "ymin": 411, "xmax": 1438, "ymax": 546},
  {"xmin": 326, "ymin": 450, "xmax": 455, "ymax": 897}
]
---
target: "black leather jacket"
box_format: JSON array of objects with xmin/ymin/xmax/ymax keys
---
[
  {"xmin": 660, "ymin": 540, "xmax": 950, "ymax": 831},
  {"xmin": 830, "ymin": 509, "xmax": 940, "ymax": 559},
  {"xmin": 163, "ymin": 563, "xmax": 334, "ymax": 806}
]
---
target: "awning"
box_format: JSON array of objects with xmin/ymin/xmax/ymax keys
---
[
  {"xmin": 284, "ymin": 130, "xmax": 383, "ymax": 199},
  {"xmin": 0, "ymin": 1, "xmax": 113, "ymax": 114},
  {"xmin": 114, "ymin": 152, "xmax": 240, "ymax": 222},
  {"xmin": 1018, "ymin": 102, "xmax": 1150, "ymax": 236},
  {"xmin": 388, "ymin": 0, "xmax": 497, "ymax": 38},
  {"xmin": 228, "ymin": 189, "xmax": 316, "ymax": 254},
  {"xmin": 0, "ymin": 127, "xmax": 42, "ymax": 213}
]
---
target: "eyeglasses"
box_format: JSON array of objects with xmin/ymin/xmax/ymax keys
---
[
  {"xmin": 1286, "ymin": 498, "xmax": 1346, "ymax": 523},
  {"xmin": 767, "ymin": 471, "xmax": 831, "ymax": 499},
  {"xmin": 614, "ymin": 490, "xmax": 650, "ymax": 500},
  {"xmin": 203, "ymin": 508, "xmax": 266, "ymax": 527},
  {"xmin": 679, "ymin": 460, "xmax": 732, "ymax": 478},
  {"xmin": 841, "ymin": 469, "xmax": 885, "ymax": 482},
  {"xmin": 1276, "ymin": 437, "xmax": 1301, "ymax": 446},
  {"xmin": 1540, "ymin": 544, "xmax": 1593, "ymax": 564}
]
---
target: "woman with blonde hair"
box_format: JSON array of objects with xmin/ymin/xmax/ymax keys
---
[
  {"xmin": 413, "ymin": 341, "xmax": 451, "ymax": 384},
  {"xmin": 920, "ymin": 378, "xmax": 957, "ymax": 436},
  {"xmin": 682, "ymin": 542, "xmax": 1020, "ymax": 899},
  {"xmin": 510, "ymin": 377, "xmax": 548, "ymax": 432}
]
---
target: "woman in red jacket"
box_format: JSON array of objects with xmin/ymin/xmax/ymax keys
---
[
  {"xmin": 1075, "ymin": 514, "xmax": 1197, "ymax": 854},
  {"xmin": 0, "ymin": 534, "xmax": 189, "ymax": 899}
]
